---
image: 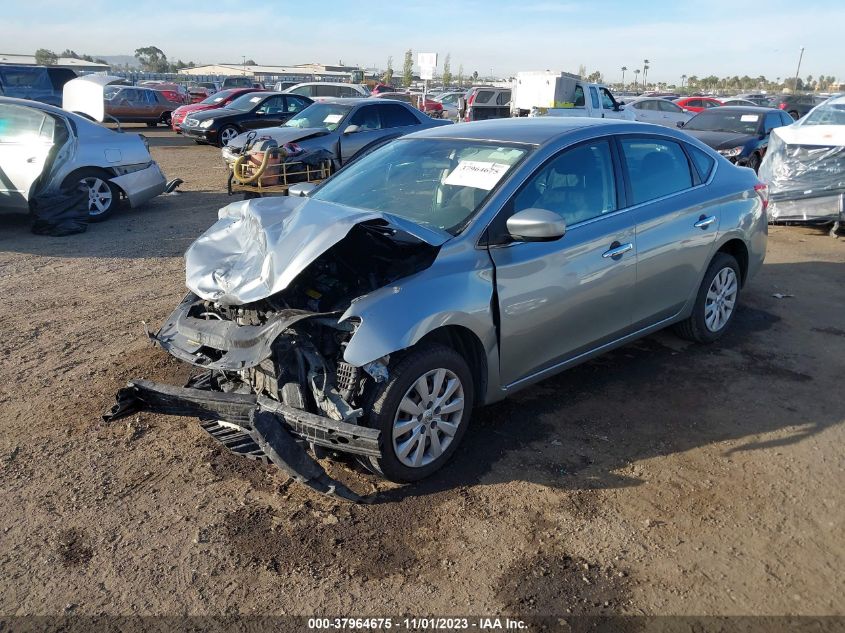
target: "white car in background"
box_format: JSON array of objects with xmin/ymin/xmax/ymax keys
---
[
  {"xmin": 624, "ymin": 97, "xmax": 693, "ymax": 128},
  {"xmin": 433, "ymin": 91, "xmax": 466, "ymax": 121}
]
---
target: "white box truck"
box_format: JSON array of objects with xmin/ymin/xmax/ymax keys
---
[{"xmin": 511, "ymin": 71, "xmax": 635, "ymax": 121}]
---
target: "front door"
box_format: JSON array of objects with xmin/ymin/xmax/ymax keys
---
[
  {"xmin": 488, "ymin": 138, "xmax": 638, "ymax": 386},
  {"xmin": 246, "ymin": 95, "xmax": 288, "ymax": 129},
  {"xmin": 338, "ymin": 105, "xmax": 387, "ymax": 163},
  {"xmin": 0, "ymin": 103, "xmax": 56, "ymax": 210}
]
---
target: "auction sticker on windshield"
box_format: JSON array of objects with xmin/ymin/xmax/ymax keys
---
[
  {"xmin": 324, "ymin": 114, "xmax": 343, "ymax": 124},
  {"xmin": 741, "ymin": 114, "xmax": 760, "ymax": 122},
  {"xmin": 444, "ymin": 161, "xmax": 510, "ymax": 190}
]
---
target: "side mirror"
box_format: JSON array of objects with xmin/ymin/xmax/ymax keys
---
[
  {"xmin": 506, "ymin": 208, "xmax": 566, "ymax": 242},
  {"xmin": 343, "ymin": 124, "xmax": 360, "ymax": 134},
  {"xmin": 676, "ymin": 121, "xmax": 685, "ymax": 128},
  {"xmin": 289, "ymin": 182, "xmax": 317, "ymax": 197}
]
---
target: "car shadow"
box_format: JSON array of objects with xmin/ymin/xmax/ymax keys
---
[{"xmin": 369, "ymin": 262, "xmax": 845, "ymax": 503}]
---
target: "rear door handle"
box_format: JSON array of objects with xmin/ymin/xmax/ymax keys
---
[
  {"xmin": 694, "ymin": 215, "xmax": 717, "ymax": 229},
  {"xmin": 602, "ymin": 242, "xmax": 633, "ymax": 259}
]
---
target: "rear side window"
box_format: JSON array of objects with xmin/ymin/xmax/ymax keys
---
[
  {"xmin": 475, "ymin": 90, "xmax": 494, "ymax": 103},
  {"xmin": 687, "ymin": 145, "xmax": 715, "ymax": 181},
  {"xmin": 379, "ymin": 104, "xmax": 419, "ymax": 128},
  {"xmin": 496, "ymin": 91, "xmax": 511, "ymax": 105},
  {"xmin": 589, "ymin": 87, "xmax": 600, "ymax": 109},
  {"xmin": 0, "ymin": 104, "xmax": 56, "ymax": 142},
  {"xmin": 289, "ymin": 86, "xmax": 311, "ymax": 96},
  {"xmin": 315, "ymin": 85, "xmax": 341, "ymax": 97},
  {"xmin": 620, "ymin": 138, "xmax": 694, "ymax": 205}
]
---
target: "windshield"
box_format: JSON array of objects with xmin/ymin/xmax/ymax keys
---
[
  {"xmin": 799, "ymin": 103, "xmax": 845, "ymax": 126},
  {"xmin": 103, "ymin": 86, "xmax": 122, "ymax": 100},
  {"xmin": 284, "ymin": 103, "xmax": 352, "ymax": 130},
  {"xmin": 200, "ymin": 89, "xmax": 238, "ymax": 105},
  {"xmin": 225, "ymin": 92, "xmax": 267, "ymax": 111},
  {"xmin": 312, "ymin": 138, "xmax": 529, "ymax": 235},
  {"xmin": 684, "ymin": 110, "xmax": 761, "ymax": 134}
]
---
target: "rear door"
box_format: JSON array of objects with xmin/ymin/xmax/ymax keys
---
[
  {"xmin": 619, "ymin": 136, "xmax": 719, "ymax": 327},
  {"xmin": 0, "ymin": 103, "xmax": 56, "ymax": 210},
  {"xmin": 489, "ymin": 137, "xmax": 637, "ymax": 385}
]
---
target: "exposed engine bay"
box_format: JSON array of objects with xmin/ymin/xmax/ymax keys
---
[{"xmin": 153, "ymin": 220, "xmax": 438, "ymax": 425}]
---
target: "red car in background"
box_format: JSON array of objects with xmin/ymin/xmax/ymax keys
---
[
  {"xmin": 187, "ymin": 86, "xmax": 212, "ymax": 104},
  {"xmin": 170, "ymin": 87, "xmax": 266, "ymax": 132},
  {"xmin": 673, "ymin": 96, "xmax": 723, "ymax": 113},
  {"xmin": 373, "ymin": 92, "xmax": 445, "ymax": 118}
]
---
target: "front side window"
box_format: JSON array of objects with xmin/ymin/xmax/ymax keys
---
[
  {"xmin": 512, "ymin": 139, "xmax": 617, "ymax": 227},
  {"xmin": 315, "ymin": 84, "xmax": 341, "ymax": 97},
  {"xmin": 348, "ymin": 106, "xmax": 381, "ymax": 130},
  {"xmin": 658, "ymin": 100, "xmax": 683, "ymax": 113},
  {"xmin": 289, "ymin": 86, "xmax": 312, "ymax": 97},
  {"xmin": 255, "ymin": 96, "xmax": 284, "ymax": 114},
  {"xmin": 600, "ymin": 89, "xmax": 615, "ymax": 110},
  {"xmin": 620, "ymin": 138, "xmax": 693, "ymax": 205},
  {"xmin": 312, "ymin": 139, "xmax": 528, "ymax": 235}
]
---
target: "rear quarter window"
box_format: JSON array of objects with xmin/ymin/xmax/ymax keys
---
[
  {"xmin": 687, "ymin": 145, "xmax": 715, "ymax": 181},
  {"xmin": 474, "ymin": 90, "xmax": 494, "ymax": 104}
]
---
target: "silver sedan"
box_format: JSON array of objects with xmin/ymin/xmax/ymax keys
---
[{"xmin": 109, "ymin": 118, "xmax": 767, "ymax": 499}]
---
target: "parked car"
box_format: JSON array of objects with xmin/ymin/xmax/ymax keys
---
[
  {"xmin": 195, "ymin": 81, "xmax": 221, "ymax": 94},
  {"xmin": 101, "ymin": 85, "xmax": 183, "ymax": 126},
  {"xmin": 433, "ymin": 91, "xmax": 466, "ymax": 120},
  {"xmin": 187, "ymin": 86, "xmax": 211, "ymax": 104},
  {"xmin": 736, "ymin": 94, "xmax": 771, "ymax": 106},
  {"xmin": 759, "ymin": 95, "xmax": 845, "ymax": 223},
  {"xmin": 373, "ymin": 92, "xmax": 444, "ymax": 118},
  {"xmin": 137, "ymin": 81, "xmax": 189, "ymax": 105},
  {"xmin": 771, "ymin": 94, "xmax": 816, "ymax": 120},
  {"xmin": 171, "ymin": 87, "xmax": 266, "ymax": 133},
  {"xmin": 673, "ymin": 97, "xmax": 722, "ymax": 112},
  {"xmin": 370, "ymin": 83, "xmax": 396, "ymax": 95},
  {"xmin": 272, "ymin": 81, "xmax": 297, "ymax": 92},
  {"xmin": 0, "ymin": 96, "xmax": 166, "ymax": 219},
  {"xmin": 625, "ymin": 97, "xmax": 693, "ymax": 127},
  {"xmin": 0, "ymin": 65, "xmax": 77, "ymax": 107},
  {"xmin": 180, "ymin": 91, "xmax": 313, "ymax": 146},
  {"xmin": 283, "ymin": 82, "xmax": 371, "ymax": 99},
  {"xmin": 222, "ymin": 76, "xmax": 255, "ymax": 90},
  {"xmin": 678, "ymin": 106, "xmax": 792, "ymax": 172},
  {"xmin": 720, "ymin": 98, "xmax": 758, "ymax": 107},
  {"xmin": 221, "ymin": 98, "xmax": 450, "ymax": 171},
  {"xmin": 461, "ymin": 86, "xmax": 511, "ymax": 121},
  {"xmin": 108, "ymin": 117, "xmax": 767, "ymax": 498}
]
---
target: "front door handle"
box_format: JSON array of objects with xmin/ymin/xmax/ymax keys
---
[
  {"xmin": 694, "ymin": 215, "xmax": 717, "ymax": 229},
  {"xmin": 602, "ymin": 242, "xmax": 633, "ymax": 259}
]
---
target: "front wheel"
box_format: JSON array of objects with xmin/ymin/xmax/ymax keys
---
[
  {"xmin": 218, "ymin": 125, "xmax": 239, "ymax": 147},
  {"xmin": 364, "ymin": 344, "xmax": 474, "ymax": 482},
  {"xmin": 747, "ymin": 152, "xmax": 761, "ymax": 173},
  {"xmin": 674, "ymin": 252, "xmax": 741, "ymax": 343}
]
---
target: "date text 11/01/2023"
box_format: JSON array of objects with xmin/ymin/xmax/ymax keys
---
[{"xmin": 307, "ymin": 617, "xmax": 528, "ymax": 630}]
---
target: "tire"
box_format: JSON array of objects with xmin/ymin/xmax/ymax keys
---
[
  {"xmin": 747, "ymin": 152, "xmax": 761, "ymax": 173},
  {"xmin": 145, "ymin": 122, "xmax": 158, "ymax": 128},
  {"xmin": 363, "ymin": 344, "xmax": 474, "ymax": 482},
  {"xmin": 61, "ymin": 169, "xmax": 120, "ymax": 222},
  {"xmin": 674, "ymin": 252, "xmax": 741, "ymax": 343},
  {"xmin": 160, "ymin": 112, "xmax": 172, "ymax": 126},
  {"xmin": 788, "ymin": 110, "xmax": 800, "ymax": 121},
  {"xmin": 218, "ymin": 125, "xmax": 239, "ymax": 147}
]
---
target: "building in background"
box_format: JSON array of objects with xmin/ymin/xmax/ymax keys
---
[
  {"xmin": 0, "ymin": 53, "xmax": 110, "ymax": 74},
  {"xmin": 180, "ymin": 62, "xmax": 363, "ymax": 83}
]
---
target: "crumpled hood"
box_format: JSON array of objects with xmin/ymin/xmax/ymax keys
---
[
  {"xmin": 683, "ymin": 130, "xmax": 753, "ymax": 150},
  {"xmin": 186, "ymin": 197, "xmax": 450, "ymax": 306},
  {"xmin": 228, "ymin": 126, "xmax": 330, "ymax": 151}
]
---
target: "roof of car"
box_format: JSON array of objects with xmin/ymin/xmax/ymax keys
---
[
  {"xmin": 406, "ymin": 117, "xmax": 632, "ymax": 145},
  {"xmin": 694, "ymin": 105, "xmax": 781, "ymax": 114}
]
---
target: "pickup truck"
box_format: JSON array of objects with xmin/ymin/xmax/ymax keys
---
[{"xmin": 511, "ymin": 71, "xmax": 635, "ymax": 121}]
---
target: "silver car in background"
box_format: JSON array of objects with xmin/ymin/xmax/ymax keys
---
[
  {"xmin": 107, "ymin": 118, "xmax": 767, "ymax": 500},
  {"xmin": 0, "ymin": 97, "xmax": 166, "ymax": 219}
]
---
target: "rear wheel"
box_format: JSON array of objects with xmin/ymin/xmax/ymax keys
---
[
  {"xmin": 363, "ymin": 344, "xmax": 474, "ymax": 482},
  {"xmin": 788, "ymin": 110, "xmax": 800, "ymax": 120},
  {"xmin": 145, "ymin": 122, "xmax": 158, "ymax": 127},
  {"xmin": 61, "ymin": 169, "xmax": 120, "ymax": 221},
  {"xmin": 674, "ymin": 253, "xmax": 741, "ymax": 343},
  {"xmin": 160, "ymin": 111, "xmax": 172, "ymax": 126}
]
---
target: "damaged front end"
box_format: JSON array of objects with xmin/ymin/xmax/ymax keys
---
[{"xmin": 105, "ymin": 197, "xmax": 444, "ymax": 501}]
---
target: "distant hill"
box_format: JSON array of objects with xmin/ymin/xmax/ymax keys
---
[{"xmin": 96, "ymin": 55, "xmax": 141, "ymax": 69}]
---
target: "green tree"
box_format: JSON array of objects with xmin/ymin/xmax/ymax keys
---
[
  {"xmin": 134, "ymin": 46, "xmax": 169, "ymax": 73},
  {"xmin": 457, "ymin": 64, "xmax": 464, "ymax": 88},
  {"xmin": 34, "ymin": 48, "xmax": 58, "ymax": 65},
  {"xmin": 442, "ymin": 53, "xmax": 452, "ymax": 87},
  {"xmin": 472, "ymin": 70, "xmax": 478, "ymax": 81},
  {"xmin": 402, "ymin": 49, "xmax": 413, "ymax": 88},
  {"xmin": 244, "ymin": 59, "xmax": 257, "ymax": 66},
  {"xmin": 383, "ymin": 56, "xmax": 394, "ymax": 84}
]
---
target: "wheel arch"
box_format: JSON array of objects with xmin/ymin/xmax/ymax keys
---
[
  {"xmin": 60, "ymin": 166, "xmax": 124, "ymax": 196},
  {"xmin": 415, "ymin": 325, "xmax": 488, "ymax": 407},
  {"xmin": 715, "ymin": 238, "xmax": 749, "ymax": 285}
]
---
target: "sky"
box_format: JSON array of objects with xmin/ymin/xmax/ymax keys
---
[{"xmin": 2, "ymin": 0, "xmax": 843, "ymax": 84}]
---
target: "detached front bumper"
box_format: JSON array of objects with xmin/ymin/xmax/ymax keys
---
[{"xmin": 104, "ymin": 377, "xmax": 380, "ymax": 502}]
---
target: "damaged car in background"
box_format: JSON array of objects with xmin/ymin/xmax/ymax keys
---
[
  {"xmin": 0, "ymin": 95, "xmax": 167, "ymax": 232},
  {"xmin": 106, "ymin": 118, "xmax": 767, "ymax": 501},
  {"xmin": 758, "ymin": 95, "xmax": 845, "ymax": 227}
]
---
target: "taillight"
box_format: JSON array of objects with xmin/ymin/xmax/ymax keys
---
[
  {"xmin": 754, "ymin": 182, "xmax": 769, "ymax": 212},
  {"xmin": 778, "ymin": 103, "xmax": 787, "ymax": 110}
]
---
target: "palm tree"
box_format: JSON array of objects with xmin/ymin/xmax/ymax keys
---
[
  {"xmin": 633, "ymin": 68, "xmax": 641, "ymax": 92},
  {"xmin": 681, "ymin": 74, "xmax": 687, "ymax": 90},
  {"xmin": 642, "ymin": 59, "xmax": 650, "ymax": 91},
  {"xmin": 621, "ymin": 66, "xmax": 627, "ymax": 89}
]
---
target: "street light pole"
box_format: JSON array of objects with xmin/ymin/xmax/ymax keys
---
[{"xmin": 793, "ymin": 46, "xmax": 804, "ymax": 91}]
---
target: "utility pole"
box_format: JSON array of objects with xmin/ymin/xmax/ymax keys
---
[
  {"xmin": 793, "ymin": 46, "xmax": 804, "ymax": 91},
  {"xmin": 242, "ymin": 55, "xmax": 246, "ymax": 76}
]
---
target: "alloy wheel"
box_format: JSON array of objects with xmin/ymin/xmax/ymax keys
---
[
  {"xmin": 220, "ymin": 127, "xmax": 238, "ymax": 145},
  {"xmin": 392, "ymin": 368, "xmax": 465, "ymax": 468},
  {"xmin": 704, "ymin": 267, "xmax": 738, "ymax": 332},
  {"xmin": 81, "ymin": 177, "xmax": 113, "ymax": 216}
]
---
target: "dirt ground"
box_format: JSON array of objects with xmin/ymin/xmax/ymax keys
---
[{"xmin": 0, "ymin": 125, "xmax": 843, "ymax": 619}]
